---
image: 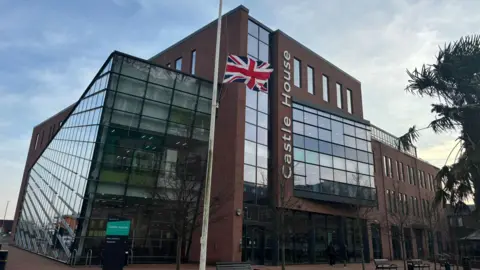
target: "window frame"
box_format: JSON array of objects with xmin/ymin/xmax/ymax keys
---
[
  {"xmin": 336, "ymin": 83, "xmax": 343, "ymax": 109},
  {"xmin": 307, "ymin": 66, "xmax": 314, "ymax": 94},
  {"xmin": 346, "ymin": 88, "xmax": 353, "ymax": 114},
  {"xmin": 294, "ymin": 58, "xmax": 301, "ymax": 87},
  {"xmin": 175, "ymin": 58, "xmax": 182, "ymax": 71},
  {"xmin": 191, "ymin": 50, "xmax": 196, "ymax": 75}
]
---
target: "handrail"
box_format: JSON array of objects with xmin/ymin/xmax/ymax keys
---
[
  {"xmin": 129, "ymin": 248, "xmax": 134, "ymax": 264},
  {"xmin": 69, "ymin": 249, "xmax": 77, "ymax": 266},
  {"xmin": 85, "ymin": 249, "xmax": 93, "ymax": 266}
]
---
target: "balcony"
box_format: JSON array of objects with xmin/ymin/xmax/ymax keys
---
[{"xmin": 371, "ymin": 125, "xmax": 417, "ymax": 157}]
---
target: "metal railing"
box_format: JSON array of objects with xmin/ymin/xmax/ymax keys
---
[
  {"xmin": 371, "ymin": 125, "xmax": 418, "ymax": 157},
  {"xmin": 129, "ymin": 248, "xmax": 134, "ymax": 264},
  {"xmin": 85, "ymin": 249, "xmax": 93, "ymax": 266},
  {"xmin": 69, "ymin": 249, "xmax": 77, "ymax": 266}
]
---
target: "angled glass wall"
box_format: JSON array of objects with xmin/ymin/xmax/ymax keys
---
[
  {"xmin": 15, "ymin": 58, "xmax": 111, "ymax": 262},
  {"xmin": 15, "ymin": 52, "xmax": 213, "ymax": 265}
]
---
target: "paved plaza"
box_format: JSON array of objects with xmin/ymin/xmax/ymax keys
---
[{"xmin": 1, "ymin": 243, "xmax": 477, "ymax": 270}]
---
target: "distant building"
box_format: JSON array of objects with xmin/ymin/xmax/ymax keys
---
[
  {"xmin": 13, "ymin": 4, "xmax": 449, "ymax": 266},
  {"xmin": 0, "ymin": 220, "xmax": 13, "ymax": 234}
]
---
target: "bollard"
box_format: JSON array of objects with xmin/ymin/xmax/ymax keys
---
[
  {"xmin": 0, "ymin": 250, "xmax": 8, "ymax": 270},
  {"xmin": 462, "ymin": 257, "xmax": 471, "ymax": 270}
]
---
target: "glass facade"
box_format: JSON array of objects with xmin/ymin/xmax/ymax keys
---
[
  {"xmin": 15, "ymin": 53, "xmax": 213, "ymax": 264},
  {"xmin": 244, "ymin": 20, "xmax": 270, "ymax": 206},
  {"xmin": 292, "ymin": 102, "xmax": 376, "ymax": 202}
]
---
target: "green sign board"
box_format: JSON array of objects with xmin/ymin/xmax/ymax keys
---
[{"xmin": 106, "ymin": 220, "xmax": 131, "ymax": 236}]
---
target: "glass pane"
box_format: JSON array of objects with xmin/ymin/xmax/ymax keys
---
[
  {"xmin": 257, "ymin": 144, "xmax": 268, "ymax": 168},
  {"xmin": 149, "ymin": 66, "xmax": 176, "ymax": 88},
  {"xmin": 294, "ymin": 162, "xmax": 305, "ymax": 176},
  {"xmin": 246, "ymin": 89, "xmax": 257, "ymax": 110},
  {"xmin": 244, "ymin": 140, "xmax": 256, "ymax": 165},
  {"xmin": 114, "ymin": 93, "xmax": 142, "ymax": 114},
  {"xmin": 121, "ymin": 57, "xmax": 149, "ymax": 80},
  {"xmin": 257, "ymin": 112, "xmax": 268, "ymax": 129},
  {"xmin": 145, "ymin": 83, "xmax": 172, "ymax": 103},
  {"xmin": 344, "ymin": 124, "xmax": 355, "ymax": 136},
  {"xmin": 333, "ymin": 157, "xmax": 345, "ymax": 170},
  {"xmin": 248, "ymin": 20, "xmax": 259, "ymax": 37},
  {"xmin": 293, "ymin": 109, "xmax": 304, "ymax": 121},
  {"xmin": 257, "ymin": 127, "xmax": 268, "ymax": 145},
  {"xmin": 294, "ymin": 148, "xmax": 305, "ymax": 161},
  {"xmin": 304, "ymin": 112, "xmax": 317, "ymax": 126},
  {"xmin": 305, "ymin": 137, "xmax": 319, "ymax": 152},
  {"xmin": 331, "ymin": 120, "xmax": 344, "ymax": 145},
  {"xmin": 244, "ymin": 165, "xmax": 256, "ymax": 183},
  {"xmin": 305, "ymin": 125, "xmax": 318, "ymax": 139},
  {"xmin": 334, "ymin": 169, "xmax": 346, "ymax": 182},
  {"xmin": 293, "ymin": 122, "xmax": 304, "ymax": 135},
  {"xmin": 258, "ymin": 92, "xmax": 268, "ymax": 113},
  {"xmin": 332, "ymin": 144, "xmax": 345, "ymax": 157},
  {"xmin": 175, "ymin": 76, "xmax": 199, "ymax": 95},
  {"xmin": 173, "ymin": 91, "xmax": 197, "ymax": 110},
  {"xmin": 318, "ymin": 128, "xmax": 331, "ymax": 142},
  {"xmin": 293, "ymin": 135, "xmax": 305, "ymax": 148},
  {"xmin": 305, "ymin": 151, "xmax": 319, "ymax": 165},
  {"xmin": 306, "ymin": 164, "xmax": 320, "ymax": 185},
  {"xmin": 259, "ymin": 27, "xmax": 269, "ymax": 44},
  {"xmin": 197, "ymin": 97, "xmax": 212, "ymax": 114},
  {"xmin": 142, "ymin": 100, "xmax": 170, "ymax": 119},
  {"xmin": 259, "ymin": 42, "xmax": 269, "ymax": 62},
  {"xmin": 320, "ymin": 166, "xmax": 334, "ymax": 181},
  {"xmin": 169, "ymin": 106, "xmax": 194, "ymax": 125},
  {"xmin": 245, "ymin": 123, "xmax": 256, "ymax": 141},
  {"xmin": 319, "ymin": 154, "xmax": 333, "ymax": 167},
  {"xmin": 246, "ymin": 107, "xmax": 257, "ymax": 125},
  {"xmin": 248, "ymin": 35, "xmax": 258, "ymax": 58},
  {"xmin": 319, "ymin": 141, "xmax": 332, "ymax": 154},
  {"xmin": 117, "ymin": 76, "xmax": 146, "ymax": 97}
]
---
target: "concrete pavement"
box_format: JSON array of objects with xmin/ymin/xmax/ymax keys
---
[{"xmin": 1, "ymin": 243, "xmax": 476, "ymax": 270}]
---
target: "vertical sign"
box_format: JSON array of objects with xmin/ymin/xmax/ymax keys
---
[{"xmin": 102, "ymin": 216, "xmax": 130, "ymax": 270}]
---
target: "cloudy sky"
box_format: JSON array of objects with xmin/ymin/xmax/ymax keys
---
[{"xmin": 0, "ymin": 0, "xmax": 476, "ymax": 219}]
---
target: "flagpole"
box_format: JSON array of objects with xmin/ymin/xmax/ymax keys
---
[{"xmin": 199, "ymin": 0, "xmax": 222, "ymax": 269}]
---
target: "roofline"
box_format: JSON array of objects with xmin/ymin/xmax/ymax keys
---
[
  {"xmin": 273, "ymin": 30, "xmax": 361, "ymax": 84},
  {"xmin": 33, "ymin": 103, "xmax": 76, "ymax": 129},
  {"xmin": 148, "ymin": 5, "xmax": 250, "ymax": 61}
]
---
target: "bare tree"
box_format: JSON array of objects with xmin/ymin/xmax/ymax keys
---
[
  {"xmin": 348, "ymin": 170, "xmax": 377, "ymax": 270},
  {"xmin": 259, "ymin": 166, "xmax": 303, "ymax": 270},
  {"xmin": 423, "ymin": 199, "xmax": 450, "ymax": 270},
  {"xmin": 153, "ymin": 153, "xmax": 230, "ymax": 270},
  {"xmin": 382, "ymin": 180, "xmax": 415, "ymax": 270}
]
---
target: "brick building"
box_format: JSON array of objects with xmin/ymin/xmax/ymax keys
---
[{"xmin": 13, "ymin": 4, "xmax": 449, "ymax": 266}]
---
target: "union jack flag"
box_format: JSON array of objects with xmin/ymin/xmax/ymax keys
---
[{"xmin": 223, "ymin": 55, "xmax": 273, "ymax": 92}]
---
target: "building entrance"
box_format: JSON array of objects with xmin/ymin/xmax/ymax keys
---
[{"xmin": 242, "ymin": 225, "xmax": 267, "ymax": 265}]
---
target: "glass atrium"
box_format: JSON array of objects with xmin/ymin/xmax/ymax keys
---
[{"xmin": 15, "ymin": 52, "xmax": 213, "ymax": 264}]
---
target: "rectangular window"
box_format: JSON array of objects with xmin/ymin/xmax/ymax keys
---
[
  {"xmin": 175, "ymin": 58, "xmax": 182, "ymax": 71},
  {"xmin": 294, "ymin": 58, "xmax": 301, "ymax": 87},
  {"xmin": 34, "ymin": 133, "xmax": 40, "ymax": 150},
  {"xmin": 386, "ymin": 190, "xmax": 391, "ymax": 212},
  {"xmin": 388, "ymin": 157, "xmax": 392, "ymax": 178},
  {"xmin": 400, "ymin": 162, "xmax": 404, "ymax": 181},
  {"xmin": 336, "ymin": 83, "xmax": 342, "ymax": 108},
  {"xmin": 307, "ymin": 66, "xmax": 314, "ymax": 94},
  {"xmin": 191, "ymin": 50, "xmax": 196, "ymax": 75},
  {"xmin": 346, "ymin": 88, "xmax": 353, "ymax": 114},
  {"xmin": 395, "ymin": 160, "xmax": 398, "ymax": 179},
  {"xmin": 322, "ymin": 75, "xmax": 329, "ymax": 102},
  {"xmin": 383, "ymin": 156, "xmax": 387, "ymax": 177}
]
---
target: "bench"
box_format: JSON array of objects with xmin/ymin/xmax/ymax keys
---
[
  {"xmin": 407, "ymin": 259, "xmax": 430, "ymax": 269},
  {"xmin": 216, "ymin": 262, "xmax": 252, "ymax": 270},
  {"xmin": 374, "ymin": 259, "xmax": 398, "ymax": 269}
]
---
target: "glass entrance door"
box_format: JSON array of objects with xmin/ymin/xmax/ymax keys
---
[{"xmin": 242, "ymin": 225, "xmax": 265, "ymax": 265}]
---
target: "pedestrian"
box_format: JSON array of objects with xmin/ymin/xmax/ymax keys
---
[{"xmin": 327, "ymin": 241, "xmax": 337, "ymax": 266}]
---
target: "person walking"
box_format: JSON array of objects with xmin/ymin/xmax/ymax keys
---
[{"xmin": 327, "ymin": 242, "xmax": 337, "ymax": 266}]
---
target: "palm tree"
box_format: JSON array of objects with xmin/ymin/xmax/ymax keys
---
[{"xmin": 397, "ymin": 35, "xmax": 480, "ymax": 212}]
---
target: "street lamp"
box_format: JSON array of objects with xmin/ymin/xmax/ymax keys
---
[{"xmin": 1, "ymin": 201, "xmax": 10, "ymax": 234}]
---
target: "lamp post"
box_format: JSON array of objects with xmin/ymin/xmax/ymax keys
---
[{"xmin": 1, "ymin": 201, "xmax": 9, "ymax": 234}]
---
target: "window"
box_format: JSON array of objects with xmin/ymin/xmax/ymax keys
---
[
  {"xmin": 383, "ymin": 156, "xmax": 393, "ymax": 178},
  {"xmin": 175, "ymin": 58, "xmax": 182, "ymax": 71},
  {"xmin": 346, "ymin": 88, "xmax": 353, "ymax": 113},
  {"xmin": 191, "ymin": 50, "xmax": 196, "ymax": 75},
  {"xmin": 336, "ymin": 83, "xmax": 342, "ymax": 108},
  {"xmin": 395, "ymin": 161, "xmax": 398, "ymax": 179},
  {"xmin": 388, "ymin": 158, "xmax": 392, "ymax": 177},
  {"xmin": 307, "ymin": 66, "xmax": 314, "ymax": 94},
  {"xmin": 383, "ymin": 156, "xmax": 387, "ymax": 176},
  {"xmin": 322, "ymin": 75, "xmax": 329, "ymax": 102},
  {"xmin": 34, "ymin": 133, "xmax": 40, "ymax": 150},
  {"xmin": 399, "ymin": 162, "xmax": 404, "ymax": 181},
  {"xmin": 294, "ymin": 58, "xmax": 301, "ymax": 87}
]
